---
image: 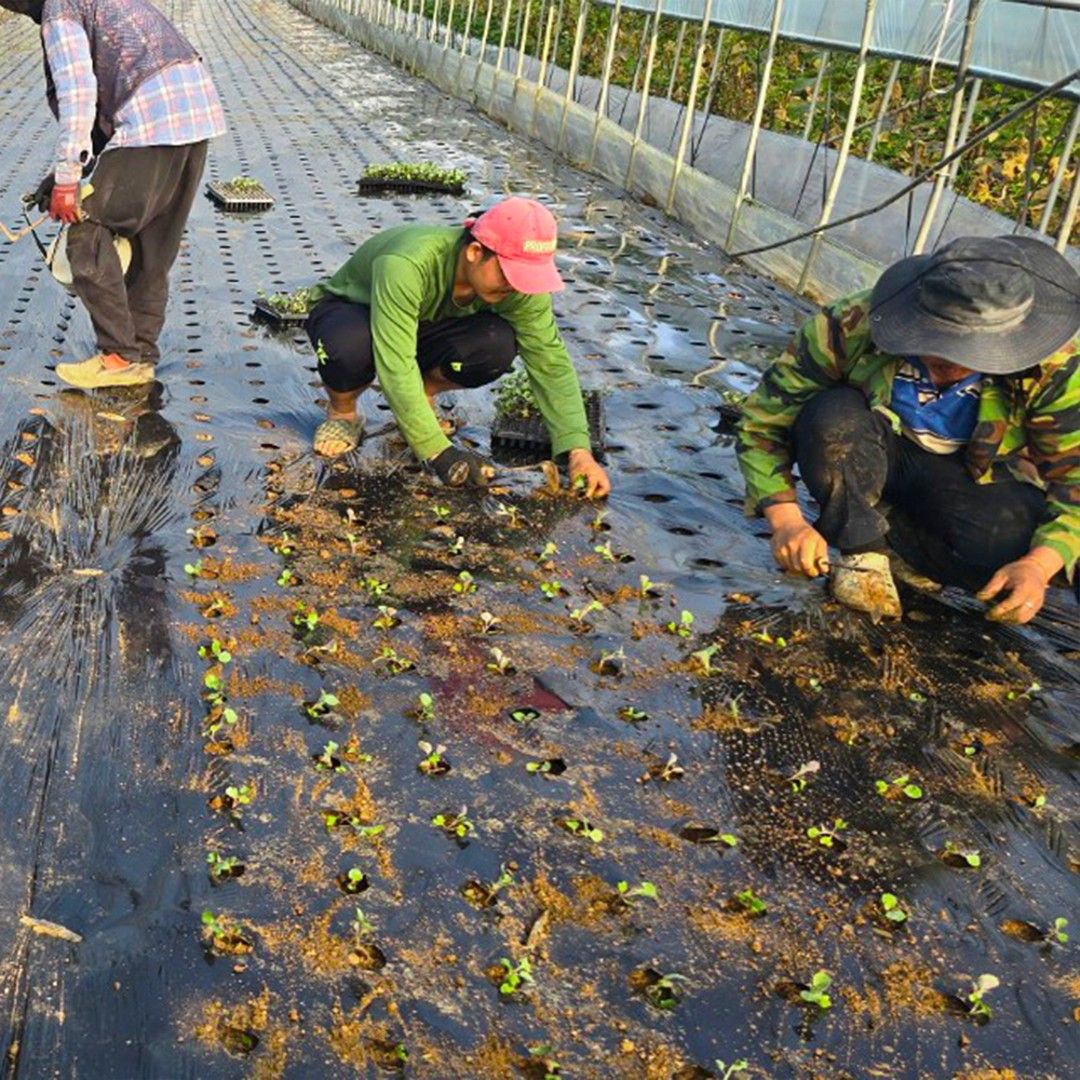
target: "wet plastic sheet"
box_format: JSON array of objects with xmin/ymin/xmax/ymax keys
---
[{"xmin": 0, "ymin": 2, "xmax": 1077, "ymax": 1078}]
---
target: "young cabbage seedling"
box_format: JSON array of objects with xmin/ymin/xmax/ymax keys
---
[
  {"xmin": 417, "ymin": 741, "xmax": 449, "ymax": 775},
  {"xmin": 875, "ymin": 774, "xmax": 924, "ymax": 800},
  {"xmin": 306, "ymin": 690, "xmax": 339, "ymax": 719},
  {"xmin": 377, "ymin": 645, "xmax": 415, "ymax": 675},
  {"xmin": 206, "ymin": 851, "xmax": 242, "ymax": 881},
  {"xmin": 277, "ymin": 567, "xmax": 294, "ymax": 587},
  {"xmin": 560, "ymin": 817, "xmax": 603, "ymax": 843},
  {"xmin": 271, "ymin": 532, "xmax": 294, "ymax": 556},
  {"xmin": 447, "ymin": 535, "xmax": 465, "ymax": 556},
  {"xmin": 476, "ymin": 611, "xmax": 501, "ymax": 635},
  {"xmin": 596, "ymin": 646, "xmax": 626, "ymax": 676},
  {"xmin": 498, "ymin": 956, "xmax": 534, "ymax": 995},
  {"xmin": 486, "ymin": 647, "xmax": 515, "ymax": 675},
  {"xmin": 616, "ymin": 880, "xmax": 658, "ymax": 905},
  {"xmin": 535, "ymin": 541, "xmax": 558, "ymax": 562},
  {"xmin": 431, "ymin": 504, "xmax": 451, "ymax": 520},
  {"xmin": 1006, "ymin": 680, "xmax": 1041, "ymax": 701},
  {"xmin": 184, "ymin": 558, "xmax": 204, "ymax": 577},
  {"xmin": 372, "ymin": 605, "xmax": 399, "ymax": 631},
  {"xmin": 569, "ymin": 599, "xmax": 604, "ymax": 628},
  {"xmin": 1049, "ymin": 917, "xmax": 1069, "ymax": 945},
  {"xmin": 350, "ymin": 905, "xmax": 376, "ymax": 940},
  {"xmin": 736, "ymin": 888, "xmax": 767, "ymax": 916},
  {"xmin": 432, "ymin": 807, "xmax": 474, "ymax": 839},
  {"xmin": 965, "ymin": 974, "xmax": 999, "ymax": 1021},
  {"xmin": 618, "ymin": 705, "xmax": 648, "ymax": 723},
  {"xmin": 494, "ymin": 502, "xmax": 522, "ymax": 528},
  {"xmin": 339, "ymin": 867, "xmax": 368, "ymax": 894},
  {"xmin": 313, "ymin": 741, "xmax": 347, "ymax": 774},
  {"xmin": 198, "ymin": 638, "xmax": 232, "ymax": 664},
  {"xmin": 880, "ymin": 892, "xmax": 907, "ymax": 924},
  {"xmin": 538, "ymin": 579, "xmax": 564, "ymax": 600},
  {"xmin": 645, "ymin": 972, "xmax": 687, "ymax": 1010},
  {"xmin": 292, "ymin": 601, "xmax": 319, "ymax": 632},
  {"xmin": 225, "ymin": 784, "xmax": 253, "ymax": 807},
  {"xmin": 943, "ymin": 840, "xmax": 982, "ymax": 868},
  {"xmin": 806, "ymin": 818, "xmax": 847, "ymax": 848},
  {"xmin": 414, "ymin": 692, "xmax": 435, "ymax": 722},
  {"xmin": 665, "ymin": 610, "xmax": 695, "ymax": 637},
  {"xmin": 638, "ymin": 574, "xmax": 663, "ymax": 598},
  {"xmin": 364, "ymin": 576, "xmax": 389, "ymax": 598},
  {"xmin": 799, "ymin": 970, "xmax": 833, "ymax": 1010},
  {"xmin": 788, "ymin": 760, "xmax": 820, "ymax": 793},
  {"xmin": 689, "ymin": 643, "xmax": 720, "ymax": 676},
  {"xmin": 715, "ymin": 1061, "xmax": 750, "ymax": 1080},
  {"xmin": 453, "ymin": 570, "xmax": 477, "ymax": 594},
  {"xmin": 527, "ymin": 1045, "xmax": 562, "ymax": 1080}
]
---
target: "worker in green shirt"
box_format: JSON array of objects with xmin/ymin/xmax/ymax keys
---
[
  {"xmin": 304, "ymin": 196, "xmax": 610, "ymax": 497},
  {"xmin": 737, "ymin": 236, "xmax": 1079, "ymax": 623}
]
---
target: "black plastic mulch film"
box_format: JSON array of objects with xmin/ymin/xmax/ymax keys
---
[{"xmin": 0, "ymin": 2, "xmax": 1076, "ymax": 1079}]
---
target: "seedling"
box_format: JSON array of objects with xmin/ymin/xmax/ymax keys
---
[
  {"xmin": 364, "ymin": 576, "xmax": 389, "ymax": 598},
  {"xmin": 350, "ymin": 905, "xmax": 377, "ymax": 939},
  {"xmin": 206, "ymin": 851, "xmax": 243, "ymax": 882},
  {"xmin": 525, "ymin": 757, "xmax": 566, "ymax": 777},
  {"xmin": 681, "ymin": 826, "xmax": 738, "ymax": 845},
  {"xmin": 292, "ymin": 600, "xmax": 319, "ymax": 632},
  {"xmin": 338, "ymin": 867, "xmax": 369, "ymax": 895},
  {"xmin": 806, "ymin": 818, "xmax": 847, "ymax": 848},
  {"xmin": 642, "ymin": 971, "xmax": 687, "ymax": 1010},
  {"xmin": 377, "ymin": 645, "xmax": 415, "ymax": 675},
  {"xmin": 510, "ymin": 706, "xmax": 540, "ymax": 723},
  {"xmin": 431, "ymin": 504, "xmax": 451, "ymax": 520},
  {"xmin": 689, "ymin": 644, "xmax": 720, "ymax": 676},
  {"xmin": 1049, "ymin": 917, "xmax": 1069, "ymax": 945},
  {"xmin": 538, "ymin": 579, "xmax": 564, "ymax": 600},
  {"xmin": 305, "ymin": 690, "xmax": 339, "ymax": 719},
  {"xmin": 665, "ymin": 610, "xmax": 695, "ymax": 637},
  {"xmin": 715, "ymin": 1062, "xmax": 750, "ymax": 1080},
  {"xmin": 751, "ymin": 628, "xmax": 787, "ymax": 648},
  {"xmin": 313, "ymin": 740, "xmax": 347, "ymax": 774},
  {"xmin": 590, "ymin": 508, "xmax": 609, "ymax": 532},
  {"xmin": 908, "ymin": 690, "xmax": 927, "ymax": 703},
  {"xmin": 616, "ymin": 880, "xmax": 658, "ymax": 905},
  {"xmin": 875, "ymin": 774, "xmax": 924, "ymax": 800},
  {"xmin": 258, "ymin": 286, "xmax": 315, "ymax": 316},
  {"xmin": 486, "ymin": 647, "xmax": 516, "ymax": 675},
  {"xmin": 417, "ymin": 741, "xmax": 449, "ymax": 776},
  {"xmin": 493, "ymin": 368, "xmax": 536, "ymax": 420},
  {"xmin": 344, "ymin": 532, "xmax": 362, "ymax": 556},
  {"xmin": 638, "ymin": 574, "xmax": 662, "ymax": 598},
  {"xmin": 640, "ymin": 752, "xmax": 683, "ymax": 783},
  {"xmin": 462, "ymin": 863, "xmax": 516, "ymax": 908},
  {"xmin": 372, "ymin": 605, "xmax": 399, "ymax": 630},
  {"xmin": 204, "ymin": 669, "xmax": 223, "ymax": 693},
  {"xmin": 186, "ymin": 524, "xmax": 216, "ymax": 548},
  {"xmin": 880, "ymin": 892, "xmax": 908, "ymax": 924},
  {"xmin": 361, "ymin": 161, "xmax": 467, "ymax": 187},
  {"xmin": 432, "ymin": 807, "xmax": 474, "ymax": 839},
  {"xmin": 535, "ymin": 541, "xmax": 558, "ymax": 562},
  {"xmin": 788, "ymin": 760, "xmax": 820, "ymax": 793},
  {"xmin": 225, "ymin": 784, "xmax": 253, "ymax": 807},
  {"xmin": 494, "ymin": 502, "xmax": 522, "ymax": 528},
  {"xmin": 559, "ymin": 817, "xmax": 603, "ymax": 843},
  {"xmin": 202, "ymin": 704, "xmax": 238, "ymax": 740},
  {"xmin": 498, "ymin": 956, "xmax": 534, "ymax": 995},
  {"xmin": 965, "ymin": 973, "xmax": 999, "ymax": 1021},
  {"xmin": 799, "ymin": 970, "xmax": 832, "ymax": 1010},
  {"xmin": 476, "ymin": 611, "xmax": 501, "ymax": 635},
  {"xmin": 1006, "ymin": 680, "xmax": 1041, "ymax": 701},
  {"xmin": 271, "ymin": 532, "xmax": 294, "ymax": 556},
  {"xmin": 593, "ymin": 540, "xmax": 617, "ymax": 562},
  {"xmin": 618, "ymin": 705, "xmax": 649, "ymax": 723},
  {"xmin": 943, "ymin": 841, "xmax": 982, "ymax": 868},
  {"xmin": 184, "ymin": 558, "xmax": 204, "ymax": 577},
  {"xmin": 569, "ymin": 599, "xmax": 604, "ymax": 627},
  {"xmin": 201, "ymin": 909, "xmax": 252, "ymax": 955},
  {"xmin": 447, "ymin": 535, "xmax": 465, "ymax": 556},
  {"xmin": 527, "ymin": 1045, "xmax": 562, "ymax": 1080},
  {"xmin": 595, "ymin": 646, "xmax": 626, "ymax": 676},
  {"xmin": 201, "ymin": 594, "xmax": 228, "ymax": 618},
  {"xmin": 452, "ymin": 570, "xmax": 477, "ymax": 594},
  {"xmin": 736, "ymin": 888, "xmax": 767, "ymax": 916},
  {"xmin": 414, "ymin": 692, "xmax": 435, "ymax": 722},
  {"xmin": 277, "ymin": 567, "xmax": 294, "ymax": 587},
  {"xmin": 198, "ymin": 638, "xmax": 232, "ymax": 664}
]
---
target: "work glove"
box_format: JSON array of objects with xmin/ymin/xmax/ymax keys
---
[
  {"xmin": 49, "ymin": 182, "xmax": 81, "ymax": 225},
  {"xmin": 430, "ymin": 445, "xmax": 495, "ymax": 488},
  {"xmin": 26, "ymin": 173, "xmax": 54, "ymax": 213}
]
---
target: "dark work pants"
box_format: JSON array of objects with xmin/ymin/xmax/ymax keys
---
[
  {"xmin": 306, "ymin": 295, "xmax": 518, "ymax": 393},
  {"xmin": 67, "ymin": 141, "xmax": 209, "ymax": 363},
  {"xmin": 792, "ymin": 387, "xmax": 1049, "ymax": 592}
]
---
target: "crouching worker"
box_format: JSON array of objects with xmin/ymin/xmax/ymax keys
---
[
  {"xmin": 3, "ymin": 0, "xmax": 226, "ymax": 387},
  {"xmin": 305, "ymin": 196, "xmax": 610, "ymax": 496},
  {"xmin": 736, "ymin": 236, "xmax": 1079, "ymax": 623}
]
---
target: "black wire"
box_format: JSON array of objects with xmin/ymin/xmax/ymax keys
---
[{"xmin": 730, "ymin": 66, "xmax": 1080, "ymax": 260}]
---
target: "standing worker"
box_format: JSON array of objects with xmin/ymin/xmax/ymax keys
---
[
  {"xmin": 736, "ymin": 236, "xmax": 1079, "ymax": 623},
  {"xmin": 305, "ymin": 196, "xmax": 610, "ymax": 496},
  {"xmin": 2, "ymin": 0, "xmax": 225, "ymax": 387}
]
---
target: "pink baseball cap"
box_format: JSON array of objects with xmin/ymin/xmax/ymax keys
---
[{"xmin": 464, "ymin": 197, "xmax": 565, "ymax": 294}]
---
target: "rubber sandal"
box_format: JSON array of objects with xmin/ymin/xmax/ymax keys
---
[{"xmin": 314, "ymin": 416, "xmax": 364, "ymax": 457}]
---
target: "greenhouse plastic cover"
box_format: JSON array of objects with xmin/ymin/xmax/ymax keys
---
[{"xmin": 596, "ymin": 0, "xmax": 1080, "ymax": 96}]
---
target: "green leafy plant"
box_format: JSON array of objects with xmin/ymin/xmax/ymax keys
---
[
  {"xmin": 377, "ymin": 645, "xmax": 414, "ymax": 675},
  {"xmin": 452, "ymin": 570, "xmax": 477, "ymax": 594},
  {"xmin": 198, "ymin": 637, "xmax": 232, "ymax": 664},
  {"xmin": 690, "ymin": 644, "xmax": 721, "ymax": 676},
  {"xmin": 510, "ymin": 706, "xmax": 540, "ymax": 723},
  {"xmin": 638, "ymin": 574, "xmax": 662, "ymax": 598},
  {"xmin": 560, "ymin": 817, "xmax": 603, "ymax": 843},
  {"xmin": 432, "ymin": 806, "xmax": 474, "ymax": 839},
  {"xmin": 223, "ymin": 176, "xmax": 264, "ymax": 194},
  {"xmin": 880, "ymin": 892, "xmax": 908, "ymax": 924},
  {"xmin": 875, "ymin": 774, "xmax": 924, "ymax": 800},
  {"xmin": 372, "ymin": 605, "xmax": 399, "ymax": 630},
  {"xmin": 1049, "ymin": 917, "xmax": 1069, "ymax": 945},
  {"xmin": 292, "ymin": 600, "xmax": 319, "ymax": 632},
  {"xmin": 665, "ymin": 610, "xmax": 695, "ymax": 637},
  {"xmin": 527, "ymin": 1044, "xmax": 562, "ymax": 1080},
  {"xmin": 340, "ymin": 867, "xmax": 368, "ymax": 894},
  {"xmin": 258, "ymin": 286, "xmax": 315, "ymax": 315},
  {"xmin": 447, "ymin": 535, "xmax": 465, "ymax": 556},
  {"xmin": 644, "ymin": 971, "xmax": 687, "ymax": 1010},
  {"xmin": 306, "ymin": 690, "xmax": 339, "ymax": 719},
  {"xmin": 943, "ymin": 840, "xmax": 982, "ymax": 868},
  {"xmin": 590, "ymin": 508, "xmax": 609, "ymax": 532},
  {"xmin": 618, "ymin": 705, "xmax": 648, "ymax": 722},
  {"xmin": 788, "ymin": 760, "xmax": 820, "ymax": 793},
  {"xmin": 364, "ymin": 576, "xmax": 389, "ymax": 599},
  {"xmin": 494, "ymin": 502, "xmax": 522, "ymax": 528},
  {"xmin": 361, "ymin": 162, "xmax": 466, "ymax": 187},
  {"xmin": 751, "ymin": 628, "xmax": 787, "ymax": 648},
  {"xmin": 965, "ymin": 973, "xmax": 999, "ymax": 1021},
  {"xmin": 799, "ymin": 969, "xmax": 833, "ymax": 1010},
  {"xmin": 417, "ymin": 740, "xmax": 449, "ymax": 775},
  {"xmin": 535, "ymin": 541, "xmax": 559, "ymax": 562},
  {"xmin": 715, "ymin": 1062, "xmax": 750, "ymax": 1080},
  {"xmin": 350, "ymin": 905, "xmax": 376, "ymax": 939},
  {"xmin": 498, "ymin": 956, "xmax": 534, "ymax": 995},
  {"xmin": 225, "ymin": 784, "xmax": 253, "ymax": 807},
  {"xmin": 1006, "ymin": 680, "xmax": 1041, "ymax": 701},
  {"xmin": 314, "ymin": 741, "xmax": 347, "ymax": 774},
  {"xmin": 538, "ymin": 579, "xmax": 564, "ymax": 600},
  {"xmin": 206, "ymin": 851, "xmax": 242, "ymax": 881},
  {"xmin": 736, "ymin": 887, "xmax": 767, "ymax": 916},
  {"xmin": 570, "ymin": 599, "xmax": 604, "ymax": 627},
  {"xmin": 184, "ymin": 558, "xmax": 204, "ymax": 577},
  {"xmin": 476, "ymin": 611, "xmax": 501, "ymax": 635},
  {"xmin": 616, "ymin": 880, "xmax": 658, "ymax": 905},
  {"xmin": 806, "ymin": 818, "xmax": 847, "ymax": 848},
  {"xmin": 276, "ymin": 567, "xmax": 294, "ymax": 587},
  {"xmin": 414, "ymin": 692, "xmax": 435, "ymax": 722},
  {"xmin": 271, "ymin": 532, "xmax": 294, "ymax": 556},
  {"xmin": 200, "ymin": 908, "xmax": 251, "ymax": 953},
  {"xmin": 486, "ymin": 647, "xmax": 515, "ymax": 675},
  {"xmin": 493, "ymin": 367, "xmax": 537, "ymax": 420},
  {"xmin": 596, "ymin": 646, "xmax": 626, "ymax": 676}
]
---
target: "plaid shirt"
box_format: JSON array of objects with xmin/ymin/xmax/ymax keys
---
[
  {"xmin": 43, "ymin": 17, "xmax": 225, "ymax": 185},
  {"xmin": 737, "ymin": 288, "xmax": 1080, "ymax": 579}
]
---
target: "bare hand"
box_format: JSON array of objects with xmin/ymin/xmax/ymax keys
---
[
  {"xmin": 771, "ymin": 519, "xmax": 829, "ymax": 577},
  {"xmin": 568, "ymin": 449, "xmax": 610, "ymax": 499},
  {"xmin": 976, "ymin": 558, "xmax": 1048, "ymax": 624}
]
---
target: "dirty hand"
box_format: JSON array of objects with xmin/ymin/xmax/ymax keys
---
[
  {"xmin": 430, "ymin": 445, "xmax": 495, "ymax": 488},
  {"xmin": 765, "ymin": 504, "xmax": 829, "ymax": 577},
  {"xmin": 48, "ymin": 182, "xmax": 81, "ymax": 224},
  {"xmin": 977, "ymin": 557, "xmax": 1049, "ymax": 624},
  {"xmin": 567, "ymin": 448, "xmax": 610, "ymax": 499}
]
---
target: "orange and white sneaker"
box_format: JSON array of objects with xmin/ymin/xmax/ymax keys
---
[{"xmin": 56, "ymin": 353, "xmax": 155, "ymax": 389}]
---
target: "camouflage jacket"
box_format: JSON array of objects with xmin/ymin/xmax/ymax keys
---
[{"xmin": 736, "ymin": 288, "xmax": 1080, "ymax": 579}]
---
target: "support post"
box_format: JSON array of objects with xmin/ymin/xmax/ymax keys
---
[
  {"xmin": 557, "ymin": 0, "xmax": 589, "ymax": 153},
  {"xmin": 459, "ymin": 0, "xmax": 477, "ymax": 54},
  {"xmin": 1040, "ymin": 101, "xmax": 1080, "ymax": 234},
  {"xmin": 515, "ymin": 0, "xmax": 534, "ymax": 83},
  {"xmin": 1055, "ymin": 150, "xmax": 1080, "ymax": 253},
  {"xmin": 798, "ymin": 0, "xmax": 879, "ymax": 292},
  {"xmin": 665, "ymin": 0, "xmax": 713, "ymax": 213},
  {"xmin": 625, "ymin": 0, "xmax": 664, "ymax": 188},
  {"xmin": 588, "ymin": 0, "xmax": 623, "ymax": 167},
  {"xmin": 725, "ymin": 0, "xmax": 785, "ymax": 249},
  {"xmin": 801, "ymin": 51, "xmax": 831, "ymax": 142}
]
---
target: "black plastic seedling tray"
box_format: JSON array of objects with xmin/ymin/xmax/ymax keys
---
[
  {"xmin": 252, "ymin": 297, "xmax": 309, "ymax": 330},
  {"xmin": 356, "ymin": 178, "xmax": 466, "ymax": 197},
  {"xmin": 206, "ymin": 180, "xmax": 275, "ymax": 212},
  {"xmin": 491, "ymin": 389, "xmax": 605, "ymax": 454}
]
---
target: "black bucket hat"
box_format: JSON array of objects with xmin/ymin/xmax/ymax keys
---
[{"xmin": 868, "ymin": 235, "xmax": 1080, "ymax": 375}]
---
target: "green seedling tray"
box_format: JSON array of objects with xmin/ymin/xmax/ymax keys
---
[
  {"xmin": 252, "ymin": 297, "xmax": 309, "ymax": 329},
  {"xmin": 491, "ymin": 389, "xmax": 605, "ymax": 455},
  {"xmin": 356, "ymin": 177, "xmax": 465, "ymax": 198},
  {"xmin": 207, "ymin": 180, "xmax": 275, "ymax": 213}
]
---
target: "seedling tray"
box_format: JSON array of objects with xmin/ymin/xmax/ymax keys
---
[
  {"xmin": 252, "ymin": 297, "xmax": 309, "ymax": 330},
  {"xmin": 356, "ymin": 178, "xmax": 466, "ymax": 198},
  {"xmin": 491, "ymin": 389, "xmax": 605, "ymax": 454},
  {"xmin": 206, "ymin": 180, "xmax": 275, "ymax": 213}
]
